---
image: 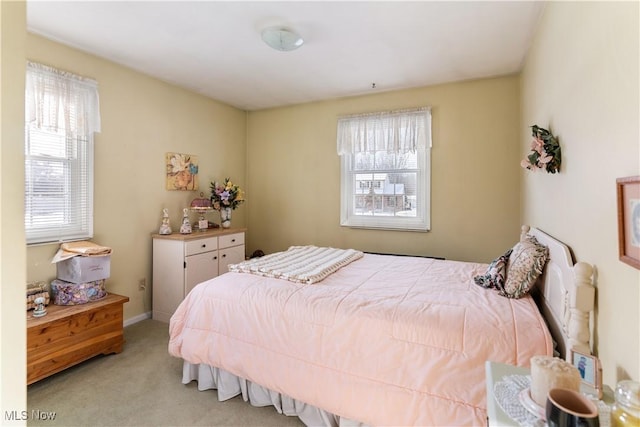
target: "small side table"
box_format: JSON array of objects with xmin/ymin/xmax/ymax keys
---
[{"xmin": 485, "ymin": 361, "xmax": 614, "ymax": 427}]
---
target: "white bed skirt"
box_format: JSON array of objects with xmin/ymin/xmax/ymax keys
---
[{"xmin": 182, "ymin": 361, "xmax": 367, "ymax": 427}]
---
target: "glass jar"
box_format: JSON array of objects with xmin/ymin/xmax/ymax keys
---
[{"xmin": 611, "ymin": 380, "xmax": 640, "ymax": 427}]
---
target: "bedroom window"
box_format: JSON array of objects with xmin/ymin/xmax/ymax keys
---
[
  {"xmin": 337, "ymin": 107, "xmax": 431, "ymax": 231},
  {"xmin": 24, "ymin": 62, "xmax": 101, "ymax": 245}
]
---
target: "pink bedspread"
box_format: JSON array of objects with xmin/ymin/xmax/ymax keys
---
[{"xmin": 169, "ymin": 254, "xmax": 552, "ymax": 426}]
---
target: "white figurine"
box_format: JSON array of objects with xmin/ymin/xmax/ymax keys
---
[
  {"xmin": 180, "ymin": 208, "xmax": 192, "ymax": 234},
  {"xmin": 159, "ymin": 208, "xmax": 172, "ymax": 235},
  {"xmin": 33, "ymin": 296, "xmax": 47, "ymax": 318}
]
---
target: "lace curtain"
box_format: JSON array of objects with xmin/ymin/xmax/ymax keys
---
[
  {"xmin": 25, "ymin": 61, "xmax": 101, "ymax": 137},
  {"xmin": 336, "ymin": 107, "xmax": 431, "ymax": 155}
]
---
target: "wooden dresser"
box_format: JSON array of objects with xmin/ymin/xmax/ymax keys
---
[{"xmin": 27, "ymin": 293, "xmax": 129, "ymax": 385}]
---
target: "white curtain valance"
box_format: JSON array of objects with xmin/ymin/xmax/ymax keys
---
[
  {"xmin": 337, "ymin": 107, "xmax": 431, "ymax": 155},
  {"xmin": 25, "ymin": 61, "xmax": 101, "ymax": 137}
]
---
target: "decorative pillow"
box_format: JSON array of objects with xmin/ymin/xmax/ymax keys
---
[
  {"xmin": 502, "ymin": 235, "xmax": 549, "ymax": 299},
  {"xmin": 474, "ymin": 249, "xmax": 512, "ymax": 291}
]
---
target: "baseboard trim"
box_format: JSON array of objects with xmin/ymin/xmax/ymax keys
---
[{"xmin": 124, "ymin": 311, "xmax": 151, "ymax": 327}]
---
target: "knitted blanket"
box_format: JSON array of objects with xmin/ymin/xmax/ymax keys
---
[{"xmin": 228, "ymin": 245, "xmax": 363, "ymax": 284}]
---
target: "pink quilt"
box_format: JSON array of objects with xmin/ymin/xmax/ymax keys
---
[{"xmin": 169, "ymin": 253, "xmax": 552, "ymax": 426}]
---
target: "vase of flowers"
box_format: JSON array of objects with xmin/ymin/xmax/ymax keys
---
[
  {"xmin": 521, "ymin": 125, "xmax": 561, "ymax": 173},
  {"xmin": 219, "ymin": 206, "xmax": 232, "ymax": 228},
  {"xmin": 210, "ymin": 178, "xmax": 244, "ymax": 228}
]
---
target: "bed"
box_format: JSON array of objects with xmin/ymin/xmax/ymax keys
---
[{"xmin": 168, "ymin": 226, "xmax": 595, "ymax": 426}]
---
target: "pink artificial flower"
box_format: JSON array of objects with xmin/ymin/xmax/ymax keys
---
[
  {"xmin": 531, "ymin": 137, "xmax": 544, "ymax": 154},
  {"xmin": 520, "ymin": 159, "xmax": 531, "ymax": 169},
  {"xmin": 538, "ymin": 151, "xmax": 553, "ymax": 164}
]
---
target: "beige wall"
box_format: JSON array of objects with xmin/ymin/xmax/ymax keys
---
[
  {"xmin": 247, "ymin": 76, "xmax": 523, "ymax": 263},
  {"xmin": 1, "ymin": 0, "xmax": 27, "ymax": 422},
  {"xmin": 521, "ymin": 2, "xmax": 639, "ymax": 384},
  {"xmin": 24, "ymin": 34, "xmax": 247, "ymax": 322}
]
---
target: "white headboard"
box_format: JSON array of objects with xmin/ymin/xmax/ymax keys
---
[{"xmin": 521, "ymin": 226, "xmax": 595, "ymax": 360}]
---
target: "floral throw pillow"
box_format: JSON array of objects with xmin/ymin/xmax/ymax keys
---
[
  {"xmin": 502, "ymin": 235, "xmax": 549, "ymax": 299},
  {"xmin": 474, "ymin": 249, "xmax": 512, "ymax": 292}
]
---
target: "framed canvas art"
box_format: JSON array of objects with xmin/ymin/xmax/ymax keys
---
[
  {"xmin": 617, "ymin": 175, "xmax": 640, "ymax": 269},
  {"xmin": 166, "ymin": 153, "xmax": 198, "ymax": 191}
]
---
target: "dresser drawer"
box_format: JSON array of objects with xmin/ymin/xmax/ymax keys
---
[
  {"xmin": 219, "ymin": 232, "xmax": 244, "ymax": 249},
  {"xmin": 185, "ymin": 236, "xmax": 218, "ymax": 256}
]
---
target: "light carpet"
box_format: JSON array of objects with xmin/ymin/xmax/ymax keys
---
[{"xmin": 27, "ymin": 319, "xmax": 304, "ymax": 427}]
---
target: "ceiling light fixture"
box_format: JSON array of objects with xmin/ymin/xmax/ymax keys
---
[{"xmin": 261, "ymin": 27, "xmax": 304, "ymax": 52}]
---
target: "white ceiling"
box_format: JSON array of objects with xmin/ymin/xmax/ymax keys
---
[{"xmin": 26, "ymin": 1, "xmax": 545, "ymax": 111}]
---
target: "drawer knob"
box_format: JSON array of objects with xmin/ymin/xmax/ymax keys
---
[
  {"xmin": 231, "ymin": 239, "xmax": 236, "ymax": 243},
  {"xmin": 201, "ymin": 244, "xmax": 206, "ymax": 248},
  {"xmin": 213, "ymin": 256, "xmax": 217, "ymax": 260},
  {"xmin": 222, "ymin": 254, "xmax": 226, "ymax": 258}
]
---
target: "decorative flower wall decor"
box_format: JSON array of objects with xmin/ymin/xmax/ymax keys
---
[
  {"xmin": 166, "ymin": 152, "xmax": 199, "ymax": 190},
  {"xmin": 210, "ymin": 178, "xmax": 245, "ymax": 210},
  {"xmin": 520, "ymin": 125, "xmax": 561, "ymax": 173}
]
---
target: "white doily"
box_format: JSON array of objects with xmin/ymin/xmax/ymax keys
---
[
  {"xmin": 494, "ymin": 374, "xmax": 541, "ymax": 427},
  {"xmin": 493, "ymin": 375, "xmax": 611, "ymax": 427}
]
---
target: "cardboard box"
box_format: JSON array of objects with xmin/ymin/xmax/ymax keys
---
[{"xmin": 56, "ymin": 254, "xmax": 110, "ymax": 284}]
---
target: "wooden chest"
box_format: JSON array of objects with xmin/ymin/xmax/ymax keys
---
[{"xmin": 27, "ymin": 293, "xmax": 129, "ymax": 385}]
